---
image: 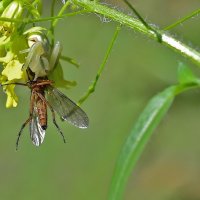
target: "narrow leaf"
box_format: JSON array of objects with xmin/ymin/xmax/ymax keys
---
[
  {"xmin": 60, "ymin": 55, "xmax": 80, "ymax": 68},
  {"xmin": 178, "ymin": 62, "xmax": 198, "ymax": 84},
  {"xmin": 108, "ymin": 86, "xmax": 178, "ymax": 200}
]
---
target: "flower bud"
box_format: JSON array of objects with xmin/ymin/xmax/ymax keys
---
[
  {"xmin": 0, "ymin": 1, "xmax": 23, "ymax": 39},
  {"xmin": 1, "ymin": 1, "xmax": 22, "ymax": 19}
]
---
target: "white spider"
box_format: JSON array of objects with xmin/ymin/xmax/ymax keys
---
[{"xmin": 22, "ymin": 33, "xmax": 62, "ymax": 80}]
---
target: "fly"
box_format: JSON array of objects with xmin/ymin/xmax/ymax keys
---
[{"xmin": 16, "ymin": 78, "xmax": 89, "ymax": 150}]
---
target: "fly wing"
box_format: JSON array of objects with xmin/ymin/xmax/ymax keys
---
[
  {"xmin": 46, "ymin": 86, "xmax": 89, "ymax": 128},
  {"xmin": 30, "ymin": 106, "xmax": 46, "ymax": 146}
]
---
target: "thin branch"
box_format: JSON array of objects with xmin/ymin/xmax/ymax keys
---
[
  {"xmin": 49, "ymin": 0, "xmax": 71, "ymax": 34},
  {"xmin": 164, "ymin": 8, "xmax": 200, "ymax": 31},
  {"xmin": 122, "ymin": 0, "xmax": 161, "ymax": 42},
  {"xmin": 78, "ymin": 26, "xmax": 121, "ymax": 105},
  {"xmin": 27, "ymin": 10, "xmax": 88, "ymax": 23},
  {"xmin": 0, "ymin": 10, "xmax": 89, "ymax": 24},
  {"xmin": 50, "ymin": 0, "xmax": 56, "ymax": 45}
]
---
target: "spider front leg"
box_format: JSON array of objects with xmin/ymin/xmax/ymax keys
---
[
  {"xmin": 49, "ymin": 41, "xmax": 62, "ymax": 71},
  {"xmin": 22, "ymin": 40, "xmax": 50, "ymax": 80},
  {"xmin": 22, "ymin": 41, "xmax": 45, "ymax": 71}
]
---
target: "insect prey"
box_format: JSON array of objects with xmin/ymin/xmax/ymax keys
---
[
  {"xmin": 16, "ymin": 77, "xmax": 89, "ymax": 149},
  {"xmin": 15, "ymin": 32, "xmax": 89, "ymax": 149}
]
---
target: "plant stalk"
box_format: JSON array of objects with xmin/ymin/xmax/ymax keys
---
[{"xmin": 72, "ymin": 0, "xmax": 200, "ymax": 66}]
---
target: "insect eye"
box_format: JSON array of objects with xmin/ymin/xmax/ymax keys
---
[
  {"xmin": 28, "ymin": 35, "xmax": 39, "ymax": 47},
  {"xmin": 30, "ymin": 38, "xmax": 36, "ymax": 42}
]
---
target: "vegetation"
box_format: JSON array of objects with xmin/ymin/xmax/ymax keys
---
[{"xmin": 0, "ymin": 0, "xmax": 200, "ymax": 199}]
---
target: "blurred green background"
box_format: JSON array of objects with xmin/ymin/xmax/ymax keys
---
[{"xmin": 1, "ymin": 0, "xmax": 200, "ymax": 199}]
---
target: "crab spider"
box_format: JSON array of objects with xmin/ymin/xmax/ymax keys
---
[{"xmin": 22, "ymin": 33, "xmax": 62, "ymax": 80}]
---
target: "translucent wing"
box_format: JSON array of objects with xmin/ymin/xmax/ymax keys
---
[
  {"xmin": 46, "ymin": 86, "xmax": 89, "ymax": 128},
  {"xmin": 30, "ymin": 106, "xmax": 46, "ymax": 146}
]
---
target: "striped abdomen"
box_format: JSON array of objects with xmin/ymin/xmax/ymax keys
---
[{"xmin": 36, "ymin": 91, "xmax": 47, "ymax": 130}]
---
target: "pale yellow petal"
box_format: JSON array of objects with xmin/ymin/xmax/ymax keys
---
[
  {"xmin": 2, "ymin": 59, "xmax": 23, "ymax": 81},
  {"xmin": 0, "ymin": 51, "xmax": 14, "ymax": 63},
  {"xmin": 4, "ymin": 85, "xmax": 18, "ymax": 108}
]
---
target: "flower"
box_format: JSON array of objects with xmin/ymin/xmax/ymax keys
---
[
  {"xmin": 0, "ymin": 1, "xmax": 25, "ymax": 108},
  {"xmin": 0, "ymin": 1, "xmax": 23, "ymax": 45},
  {"xmin": 4, "ymin": 85, "xmax": 18, "ymax": 108}
]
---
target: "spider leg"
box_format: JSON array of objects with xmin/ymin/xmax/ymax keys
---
[{"xmin": 49, "ymin": 41, "xmax": 61, "ymax": 71}]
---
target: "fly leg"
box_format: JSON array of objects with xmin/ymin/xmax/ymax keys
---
[
  {"xmin": 50, "ymin": 107, "xmax": 66, "ymax": 143},
  {"xmin": 33, "ymin": 80, "xmax": 53, "ymax": 87},
  {"xmin": 16, "ymin": 116, "xmax": 32, "ymax": 150},
  {"xmin": 37, "ymin": 93, "xmax": 66, "ymax": 143},
  {"xmin": 16, "ymin": 91, "xmax": 35, "ymax": 150}
]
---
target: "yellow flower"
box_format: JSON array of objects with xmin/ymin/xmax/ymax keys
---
[
  {"xmin": 4, "ymin": 85, "xmax": 18, "ymax": 108},
  {"xmin": 2, "ymin": 59, "xmax": 24, "ymax": 81},
  {"xmin": 0, "ymin": 1, "xmax": 22, "ymax": 29},
  {"xmin": 0, "ymin": 59, "xmax": 26, "ymax": 108},
  {"xmin": 0, "ymin": 51, "xmax": 14, "ymax": 64}
]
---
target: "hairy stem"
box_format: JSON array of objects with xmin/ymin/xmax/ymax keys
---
[{"xmin": 71, "ymin": 0, "xmax": 200, "ymax": 66}]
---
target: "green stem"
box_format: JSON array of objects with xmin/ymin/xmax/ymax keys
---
[
  {"xmin": 164, "ymin": 8, "xmax": 200, "ymax": 30},
  {"xmin": 78, "ymin": 26, "xmax": 121, "ymax": 105},
  {"xmin": 71, "ymin": 0, "xmax": 200, "ymax": 66},
  {"xmin": 27, "ymin": 10, "xmax": 87, "ymax": 23},
  {"xmin": 50, "ymin": 1, "xmax": 71, "ymax": 33},
  {"xmin": 0, "ymin": 10, "xmax": 88, "ymax": 24},
  {"xmin": 122, "ymin": 0, "xmax": 161, "ymax": 42},
  {"xmin": 50, "ymin": 0, "xmax": 56, "ymax": 44},
  {"xmin": 0, "ymin": 17, "xmax": 20, "ymax": 22}
]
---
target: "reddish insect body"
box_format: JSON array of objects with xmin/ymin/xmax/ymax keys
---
[
  {"xmin": 16, "ymin": 78, "xmax": 89, "ymax": 149},
  {"xmin": 32, "ymin": 83, "xmax": 47, "ymax": 130}
]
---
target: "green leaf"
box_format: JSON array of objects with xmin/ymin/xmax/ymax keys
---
[
  {"xmin": 108, "ymin": 86, "xmax": 178, "ymax": 200},
  {"xmin": 48, "ymin": 62, "xmax": 76, "ymax": 89},
  {"xmin": 178, "ymin": 62, "xmax": 198, "ymax": 84}
]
